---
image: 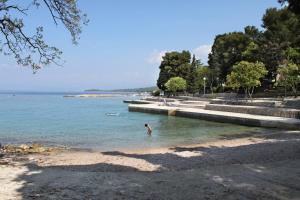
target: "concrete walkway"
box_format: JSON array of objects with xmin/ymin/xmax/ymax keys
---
[{"xmin": 128, "ymin": 104, "xmax": 300, "ymax": 129}]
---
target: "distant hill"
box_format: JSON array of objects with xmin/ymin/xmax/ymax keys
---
[{"xmin": 85, "ymin": 86, "xmax": 158, "ymax": 93}]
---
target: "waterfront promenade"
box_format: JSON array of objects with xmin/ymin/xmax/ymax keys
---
[{"xmin": 128, "ymin": 98, "xmax": 300, "ymax": 129}]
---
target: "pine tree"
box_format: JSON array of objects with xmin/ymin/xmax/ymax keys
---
[{"xmin": 187, "ymin": 55, "xmax": 199, "ymax": 94}]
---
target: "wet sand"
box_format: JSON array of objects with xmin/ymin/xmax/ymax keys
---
[{"xmin": 1, "ymin": 129, "xmax": 300, "ymax": 200}]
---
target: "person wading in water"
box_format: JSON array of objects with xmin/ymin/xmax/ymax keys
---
[{"xmin": 145, "ymin": 124, "xmax": 152, "ymax": 136}]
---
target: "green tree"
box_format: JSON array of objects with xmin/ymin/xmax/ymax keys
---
[
  {"xmin": 165, "ymin": 77, "xmax": 187, "ymax": 94},
  {"xmin": 0, "ymin": 0, "xmax": 88, "ymax": 71},
  {"xmin": 285, "ymin": 47, "xmax": 300, "ymax": 64},
  {"xmin": 278, "ymin": 0, "xmax": 300, "ymax": 15},
  {"xmin": 208, "ymin": 32, "xmax": 251, "ymax": 82},
  {"xmin": 196, "ymin": 66, "xmax": 217, "ymax": 94},
  {"xmin": 244, "ymin": 26, "xmax": 263, "ymax": 41},
  {"xmin": 242, "ymin": 26, "xmax": 264, "ymax": 65},
  {"xmin": 260, "ymin": 7, "xmax": 300, "ymax": 82},
  {"xmin": 157, "ymin": 51, "xmax": 191, "ymax": 90},
  {"xmin": 226, "ymin": 61, "xmax": 267, "ymax": 99},
  {"xmin": 187, "ymin": 55, "xmax": 200, "ymax": 94},
  {"xmin": 242, "ymin": 41, "xmax": 261, "ymax": 62},
  {"xmin": 276, "ymin": 62, "xmax": 300, "ymax": 97}
]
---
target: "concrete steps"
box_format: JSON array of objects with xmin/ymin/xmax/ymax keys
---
[
  {"xmin": 176, "ymin": 104, "xmax": 206, "ymax": 109},
  {"xmin": 205, "ymin": 104, "xmax": 300, "ymax": 119},
  {"xmin": 128, "ymin": 104, "xmax": 300, "ymax": 130},
  {"xmin": 123, "ymin": 100, "xmax": 152, "ymax": 104},
  {"xmin": 210, "ymin": 99, "xmax": 282, "ymax": 107}
]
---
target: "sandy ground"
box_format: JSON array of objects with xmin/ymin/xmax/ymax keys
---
[{"xmin": 1, "ymin": 129, "xmax": 300, "ymax": 200}]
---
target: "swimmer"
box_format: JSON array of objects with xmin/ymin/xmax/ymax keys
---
[{"xmin": 144, "ymin": 124, "xmax": 152, "ymax": 136}]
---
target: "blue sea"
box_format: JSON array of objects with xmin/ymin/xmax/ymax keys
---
[{"xmin": 0, "ymin": 92, "xmax": 262, "ymax": 151}]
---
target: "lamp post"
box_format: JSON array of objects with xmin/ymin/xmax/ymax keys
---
[
  {"xmin": 222, "ymin": 83, "xmax": 225, "ymax": 93},
  {"xmin": 203, "ymin": 77, "xmax": 206, "ymax": 95}
]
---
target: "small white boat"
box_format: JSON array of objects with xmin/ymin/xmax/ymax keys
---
[{"xmin": 105, "ymin": 112, "xmax": 120, "ymax": 116}]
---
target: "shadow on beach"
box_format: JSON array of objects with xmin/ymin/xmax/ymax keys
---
[{"xmin": 2, "ymin": 130, "xmax": 300, "ymax": 200}]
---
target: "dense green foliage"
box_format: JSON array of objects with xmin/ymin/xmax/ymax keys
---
[
  {"xmin": 151, "ymin": 89, "xmax": 161, "ymax": 96},
  {"xmin": 279, "ymin": 0, "xmax": 300, "ymax": 15},
  {"xmin": 208, "ymin": 31, "xmax": 252, "ymax": 82},
  {"xmin": 156, "ymin": 1, "xmax": 300, "ymax": 97},
  {"xmin": 156, "ymin": 51, "xmax": 207, "ymax": 94},
  {"xmin": 157, "ymin": 51, "xmax": 191, "ymax": 90},
  {"xmin": 187, "ymin": 55, "xmax": 200, "ymax": 94},
  {"xmin": 276, "ymin": 62, "xmax": 300, "ymax": 96},
  {"xmin": 165, "ymin": 77, "xmax": 187, "ymax": 93},
  {"xmin": 227, "ymin": 61, "xmax": 267, "ymax": 99},
  {"xmin": 196, "ymin": 66, "xmax": 217, "ymax": 94},
  {"xmin": 208, "ymin": 3, "xmax": 300, "ymax": 89}
]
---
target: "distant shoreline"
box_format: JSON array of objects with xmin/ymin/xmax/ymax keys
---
[
  {"xmin": 84, "ymin": 86, "xmax": 158, "ymax": 93},
  {"xmin": 63, "ymin": 93, "xmax": 150, "ymax": 98}
]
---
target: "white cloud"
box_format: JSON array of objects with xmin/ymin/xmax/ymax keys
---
[
  {"xmin": 192, "ymin": 44, "xmax": 212, "ymax": 64},
  {"xmin": 147, "ymin": 50, "xmax": 169, "ymax": 64},
  {"xmin": 147, "ymin": 44, "xmax": 212, "ymax": 65}
]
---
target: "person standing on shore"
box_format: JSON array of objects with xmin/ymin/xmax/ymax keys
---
[{"xmin": 145, "ymin": 124, "xmax": 152, "ymax": 136}]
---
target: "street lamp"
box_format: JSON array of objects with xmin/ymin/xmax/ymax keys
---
[
  {"xmin": 160, "ymin": 84, "xmax": 164, "ymax": 96},
  {"xmin": 222, "ymin": 83, "xmax": 225, "ymax": 93},
  {"xmin": 203, "ymin": 77, "xmax": 206, "ymax": 95}
]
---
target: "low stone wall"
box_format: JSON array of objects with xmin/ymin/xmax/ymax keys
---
[
  {"xmin": 143, "ymin": 97, "xmax": 177, "ymax": 103},
  {"xmin": 123, "ymin": 100, "xmax": 152, "ymax": 104},
  {"xmin": 128, "ymin": 105, "xmax": 171, "ymax": 115},
  {"xmin": 176, "ymin": 110, "xmax": 263, "ymax": 127},
  {"xmin": 209, "ymin": 99, "xmax": 278, "ymax": 107},
  {"xmin": 283, "ymin": 99, "xmax": 300, "ymax": 109},
  {"xmin": 205, "ymin": 104, "xmax": 300, "ymax": 119}
]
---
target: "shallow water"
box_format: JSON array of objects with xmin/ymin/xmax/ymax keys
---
[{"xmin": 0, "ymin": 93, "xmax": 263, "ymax": 151}]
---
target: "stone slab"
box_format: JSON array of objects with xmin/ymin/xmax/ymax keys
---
[{"xmin": 128, "ymin": 104, "xmax": 300, "ymax": 130}]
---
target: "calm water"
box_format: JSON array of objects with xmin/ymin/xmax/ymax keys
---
[{"xmin": 0, "ymin": 93, "xmax": 262, "ymax": 151}]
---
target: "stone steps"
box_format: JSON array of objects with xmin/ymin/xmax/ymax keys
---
[
  {"xmin": 205, "ymin": 104, "xmax": 300, "ymax": 119},
  {"xmin": 210, "ymin": 99, "xmax": 281, "ymax": 107},
  {"xmin": 180, "ymin": 100, "xmax": 210, "ymax": 105},
  {"xmin": 177, "ymin": 104, "xmax": 206, "ymax": 109},
  {"xmin": 128, "ymin": 104, "xmax": 300, "ymax": 130}
]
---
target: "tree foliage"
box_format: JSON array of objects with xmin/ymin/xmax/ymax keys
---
[
  {"xmin": 260, "ymin": 7, "xmax": 300, "ymax": 79},
  {"xmin": 208, "ymin": 5, "xmax": 300, "ymax": 90},
  {"xmin": 278, "ymin": 0, "xmax": 300, "ymax": 15},
  {"xmin": 226, "ymin": 61, "xmax": 267, "ymax": 99},
  {"xmin": 285, "ymin": 47, "xmax": 300, "ymax": 64},
  {"xmin": 196, "ymin": 66, "xmax": 217, "ymax": 94},
  {"xmin": 157, "ymin": 50, "xmax": 191, "ymax": 90},
  {"xmin": 208, "ymin": 31, "xmax": 252, "ymax": 82},
  {"xmin": 165, "ymin": 77, "xmax": 187, "ymax": 94},
  {"xmin": 0, "ymin": 0, "xmax": 88, "ymax": 71},
  {"xmin": 156, "ymin": 1, "xmax": 300, "ymax": 97},
  {"xmin": 187, "ymin": 55, "xmax": 201, "ymax": 94},
  {"xmin": 276, "ymin": 62, "xmax": 300, "ymax": 96}
]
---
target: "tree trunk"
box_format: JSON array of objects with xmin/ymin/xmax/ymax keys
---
[
  {"xmin": 284, "ymin": 85, "xmax": 287, "ymax": 98},
  {"xmin": 248, "ymin": 87, "xmax": 254, "ymax": 102},
  {"xmin": 244, "ymin": 88, "xmax": 248, "ymax": 99},
  {"xmin": 292, "ymin": 85, "xmax": 298, "ymax": 98}
]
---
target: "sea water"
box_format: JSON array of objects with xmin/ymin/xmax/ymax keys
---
[{"xmin": 0, "ymin": 93, "xmax": 262, "ymax": 151}]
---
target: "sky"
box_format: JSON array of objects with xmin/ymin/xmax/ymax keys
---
[{"xmin": 0, "ymin": 0, "xmax": 280, "ymax": 92}]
